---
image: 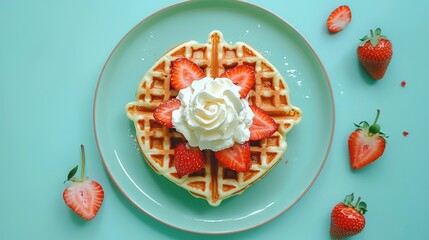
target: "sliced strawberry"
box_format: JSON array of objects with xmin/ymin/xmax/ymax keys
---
[
  {"xmin": 170, "ymin": 58, "xmax": 205, "ymax": 90},
  {"xmin": 249, "ymin": 105, "xmax": 278, "ymax": 141},
  {"xmin": 348, "ymin": 110, "xmax": 387, "ymax": 169},
  {"xmin": 63, "ymin": 180, "xmax": 104, "ymax": 220},
  {"xmin": 173, "ymin": 142, "xmax": 204, "ymax": 176},
  {"xmin": 153, "ymin": 98, "xmax": 181, "ymax": 128},
  {"xmin": 327, "ymin": 5, "xmax": 352, "ymax": 33},
  {"xmin": 220, "ymin": 65, "xmax": 255, "ymax": 98},
  {"xmin": 63, "ymin": 145, "xmax": 104, "ymax": 220},
  {"xmin": 348, "ymin": 130, "xmax": 386, "ymax": 169},
  {"xmin": 214, "ymin": 142, "xmax": 251, "ymax": 172}
]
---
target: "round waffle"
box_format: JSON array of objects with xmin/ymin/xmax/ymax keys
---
[{"xmin": 126, "ymin": 30, "xmax": 301, "ymax": 206}]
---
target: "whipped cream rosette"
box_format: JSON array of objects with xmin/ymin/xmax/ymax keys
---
[{"xmin": 172, "ymin": 77, "xmax": 254, "ymax": 151}]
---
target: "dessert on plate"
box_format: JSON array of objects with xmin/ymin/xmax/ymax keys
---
[{"xmin": 126, "ymin": 30, "xmax": 301, "ymax": 206}]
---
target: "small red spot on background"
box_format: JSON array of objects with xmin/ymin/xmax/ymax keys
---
[
  {"xmin": 401, "ymin": 81, "xmax": 406, "ymax": 87},
  {"xmin": 403, "ymin": 131, "xmax": 409, "ymax": 136}
]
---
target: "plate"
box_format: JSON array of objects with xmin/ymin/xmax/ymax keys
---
[{"xmin": 94, "ymin": 0, "xmax": 334, "ymax": 234}]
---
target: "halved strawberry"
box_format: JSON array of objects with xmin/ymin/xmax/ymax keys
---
[
  {"xmin": 170, "ymin": 58, "xmax": 205, "ymax": 90},
  {"xmin": 327, "ymin": 5, "xmax": 352, "ymax": 33},
  {"xmin": 220, "ymin": 65, "xmax": 255, "ymax": 98},
  {"xmin": 153, "ymin": 98, "xmax": 181, "ymax": 128},
  {"xmin": 249, "ymin": 105, "xmax": 278, "ymax": 141},
  {"xmin": 348, "ymin": 110, "xmax": 387, "ymax": 169},
  {"xmin": 63, "ymin": 180, "xmax": 104, "ymax": 220},
  {"xmin": 173, "ymin": 142, "xmax": 204, "ymax": 176},
  {"xmin": 63, "ymin": 145, "xmax": 104, "ymax": 220},
  {"xmin": 214, "ymin": 142, "xmax": 251, "ymax": 172}
]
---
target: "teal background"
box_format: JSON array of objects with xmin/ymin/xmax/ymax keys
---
[{"xmin": 1, "ymin": 0, "xmax": 427, "ymax": 239}]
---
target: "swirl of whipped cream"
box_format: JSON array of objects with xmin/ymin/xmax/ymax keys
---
[{"xmin": 172, "ymin": 77, "xmax": 254, "ymax": 151}]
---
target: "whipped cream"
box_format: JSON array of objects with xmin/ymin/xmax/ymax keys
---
[{"xmin": 172, "ymin": 77, "xmax": 254, "ymax": 151}]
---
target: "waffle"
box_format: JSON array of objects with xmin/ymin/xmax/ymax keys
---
[{"xmin": 126, "ymin": 31, "xmax": 302, "ymax": 206}]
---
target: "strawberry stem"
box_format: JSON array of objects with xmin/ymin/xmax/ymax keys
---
[
  {"xmin": 369, "ymin": 109, "xmax": 381, "ymax": 135},
  {"xmin": 369, "ymin": 28, "xmax": 381, "ymax": 47},
  {"xmin": 354, "ymin": 196, "xmax": 361, "ymax": 208},
  {"xmin": 79, "ymin": 144, "xmax": 86, "ymax": 181},
  {"xmin": 64, "ymin": 145, "xmax": 89, "ymax": 183},
  {"xmin": 373, "ymin": 109, "xmax": 380, "ymax": 125}
]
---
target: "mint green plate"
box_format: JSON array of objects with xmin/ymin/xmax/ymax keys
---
[{"xmin": 94, "ymin": 0, "xmax": 334, "ymax": 234}]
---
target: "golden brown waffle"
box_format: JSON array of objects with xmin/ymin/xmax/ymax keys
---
[{"xmin": 126, "ymin": 31, "xmax": 301, "ymax": 206}]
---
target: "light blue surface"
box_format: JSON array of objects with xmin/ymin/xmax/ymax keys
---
[{"xmin": 1, "ymin": 0, "xmax": 427, "ymax": 239}]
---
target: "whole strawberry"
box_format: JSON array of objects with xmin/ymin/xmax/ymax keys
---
[
  {"xmin": 330, "ymin": 193, "xmax": 367, "ymax": 239},
  {"xmin": 63, "ymin": 145, "xmax": 104, "ymax": 220},
  {"xmin": 348, "ymin": 109, "xmax": 387, "ymax": 169},
  {"xmin": 357, "ymin": 28, "xmax": 393, "ymax": 80}
]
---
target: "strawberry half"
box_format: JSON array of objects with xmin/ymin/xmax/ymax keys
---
[
  {"xmin": 249, "ymin": 105, "xmax": 278, "ymax": 141},
  {"xmin": 327, "ymin": 5, "xmax": 352, "ymax": 33},
  {"xmin": 63, "ymin": 145, "xmax": 104, "ymax": 220},
  {"xmin": 214, "ymin": 141, "xmax": 251, "ymax": 172},
  {"xmin": 220, "ymin": 65, "xmax": 255, "ymax": 98},
  {"xmin": 173, "ymin": 142, "xmax": 204, "ymax": 176},
  {"xmin": 170, "ymin": 58, "xmax": 205, "ymax": 90},
  {"xmin": 330, "ymin": 193, "xmax": 367, "ymax": 239},
  {"xmin": 348, "ymin": 109, "xmax": 387, "ymax": 169},
  {"xmin": 153, "ymin": 98, "xmax": 181, "ymax": 128}
]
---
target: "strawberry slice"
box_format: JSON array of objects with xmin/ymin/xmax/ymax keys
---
[
  {"xmin": 153, "ymin": 98, "xmax": 181, "ymax": 128},
  {"xmin": 220, "ymin": 65, "xmax": 255, "ymax": 98},
  {"xmin": 327, "ymin": 5, "xmax": 352, "ymax": 33},
  {"xmin": 63, "ymin": 180, "xmax": 104, "ymax": 220},
  {"xmin": 348, "ymin": 110, "xmax": 387, "ymax": 169},
  {"xmin": 173, "ymin": 142, "xmax": 204, "ymax": 176},
  {"xmin": 170, "ymin": 58, "xmax": 205, "ymax": 90},
  {"xmin": 214, "ymin": 142, "xmax": 251, "ymax": 172},
  {"xmin": 249, "ymin": 105, "xmax": 278, "ymax": 141},
  {"xmin": 63, "ymin": 145, "xmax": 104, "ymax": 220}
]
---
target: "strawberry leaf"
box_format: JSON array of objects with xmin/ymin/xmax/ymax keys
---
[
  {"xmin": 379, "ymin": 131, "xmax": 389, "ymax": 138},
  {"xmin": 357, "ymin": 201, "xmax": 368, "ymax": 214},
  {"xmin": 65, "ymin": 165, "xmax": 78, "ymax": 183},
  {"xmin": 374, "ymin": 28, "xmax": 381, "ymax": 36},
  {"xmin": 354, "ymin": 121, "xmax": 369, "ymax": 130},
  {"xmin": 343, "ymin": 193, "xmax": 354, "ymax": 205},
  {"xmin": 359, "ymin": 35, "xmax": 369, "ymax": 42}
]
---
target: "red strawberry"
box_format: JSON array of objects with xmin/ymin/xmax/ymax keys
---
[
  {"xmin": 170, "ymin": 58, "xmax": 205, "ymax": 90},
  {"xmin": 327, "ymin": 5, "xmax": 352, "ymax": 33},
  {"xmin": 348, "ymin": 109, "xmax": 387, "ymax": 169},
  {"xmin": 63, "ymin": 145, "xmax": 104, "ymax": 220},
  {"xmin": 214, "ymin": 142, "xmax": 251, "ymax": 172},
  {"xmin": 330, "ymin": 193, "xmax": 367, "ymax": 239},
  {"xmin": 249, "ymin": 105, "xmax": 278, "ymax": 141},
  {"xmin": 153, "ymin": 98, "xmax": 181, "ymax": 128},
  {"xmin": 357, "ymin": 28, "xmax": 393, "ymax": 80},
  {"xmin": 220, "ymin": 65, "xmax": 255, "ymax": 98},
  {"xmin": 173, "ymin": 142, "xmax": 204, "ymax": 176}
]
